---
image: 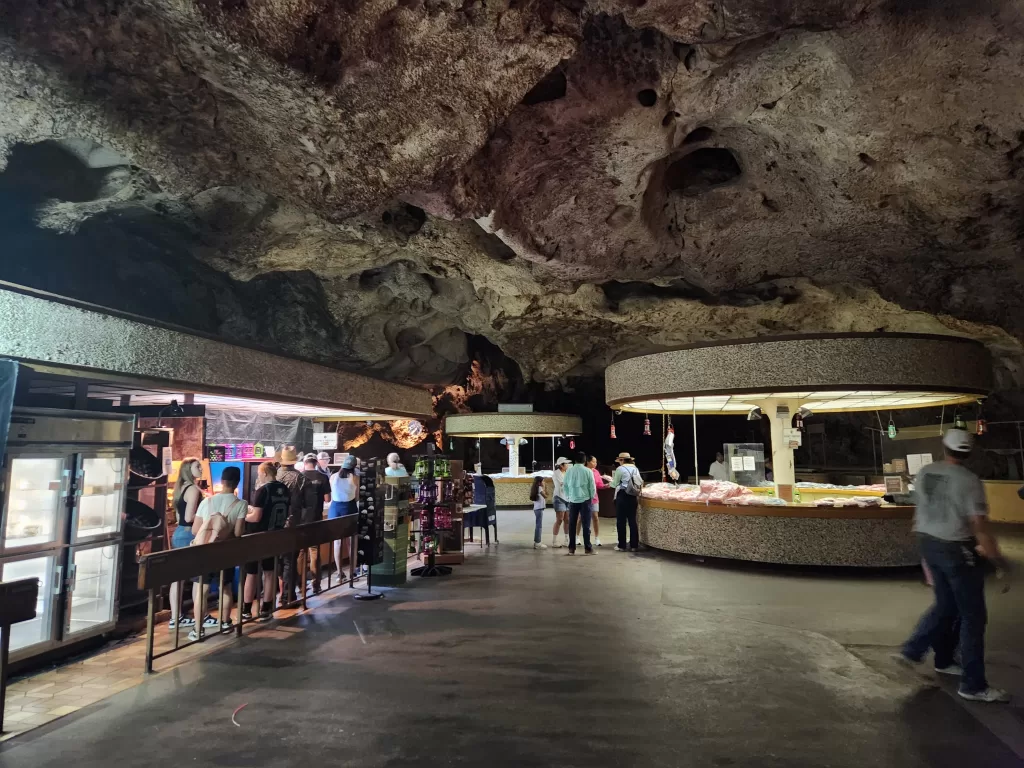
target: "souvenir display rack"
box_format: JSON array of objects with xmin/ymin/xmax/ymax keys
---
[
  {"xmin": 355, "ymin": 458, "xmax": 385, "ymax": 599},
  {"xmin": 410, "ymin": 455, "xmax": 456, "ymax": 577}
]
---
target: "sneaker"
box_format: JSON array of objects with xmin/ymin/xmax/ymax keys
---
[
  {"xmin": 935, "ymin": 664, "xmax": 963, "ymax": 676},
  {"xmin": 179, "ymin": 616, "xmax": 196, "ymax": 627},
  {"xmin": 312, "ymin": 584, "xmax": 322, "ymax": 595},
  {"xmin": 551, "ymin": 539, "xmax": 563, "ymax": 549},
  {"xmin": 259, "ymin": 608, "xmax": 273, "ymax": 622},
  {"xmin": 168, "ymin": 619, "xmax": 177, "ymax": 629},
  {"xmin": 534, "ymin": 542, "xmax": 548, "ymax": 549},
  {"xmin": 567, "ymin": 550, "xmax": 576, "ymax": 556},
  {"xmin": 958, "ymin": 687, "xmax": 1011, "ymax": 703},
  {"xmin": 584, "ymin": 549, "xmax": 596, "ymax": 555},
  {"xmin": 221, "ymin": 620, "xmax": 234, "ymax": 631},
  {"xmin": 595, "ymin": 538, "xmax": 602, "ymax": 547},
  {"xmin": 187, "ymin": 628, "xmax": 202, "ymax": 642},
  {"xmin": 614, "ymin": 545, "xmax": 628, "ymax": 552},
  {"xmin": 241, "ymin": 610, "xmax": 253, "ymax": 621},
  {"xmin": 202, "ymin": 615, "xmax": 218, "ymax": 628}
]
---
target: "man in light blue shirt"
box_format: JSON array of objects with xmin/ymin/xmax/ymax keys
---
[{"xmin": 562, "ymin": 451, "xmax": 596, "ymax": 554}]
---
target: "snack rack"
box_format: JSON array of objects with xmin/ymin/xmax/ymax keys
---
[{"xmin": 410, "ymin": 455, "xmax": 456, "ymax": 577}]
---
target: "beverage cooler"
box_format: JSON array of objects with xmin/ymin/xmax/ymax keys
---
[{"xmin": 0, "ymin": 408, "xmax": 133, "ymax": 663}]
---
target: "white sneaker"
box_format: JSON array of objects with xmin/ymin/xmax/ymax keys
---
[
  {"xmin": 958, "ymin": 687, "xmax": 1011, "ymax": 703},
  {"xmin": 551, "ymin": 538, "xmax": 563, "ymax": 549},
  {"xmin": 595, "ymin": 538, "xmax": 602, "ymax": 547},
  {"xmin": 935, "ymin": 664, "xmax": 963, "ymax": 676},
  {"xmin": 614, "ymin": 545, "xmax": 628, "ymax": 552},
  {"xmin": 560, "ymin": 536, "xmax": 568, "ymax": 548},
  {"xmin": 534, "ymin": 542, "xmax": 548, "ymax": 549},
  {"xmin": 188, "ymin": 628, "xmax": 203, "ymax": 642}
]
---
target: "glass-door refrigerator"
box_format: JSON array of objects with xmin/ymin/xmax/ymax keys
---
[{"xmin": 0, "ymin": 408, "xmax": 133, "ymax": 663}]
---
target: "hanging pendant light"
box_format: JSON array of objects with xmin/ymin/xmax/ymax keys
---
[
  {"xmin": 610, "ymin": 412, "xmax": 617, "ymax": 440},
  {"xmin": 887, "ymin": 417, "xmax": 898, "ymax": 439},
  {"xmin": 643, "ymin": 414, "xmax": 651, "ymax": 436}
]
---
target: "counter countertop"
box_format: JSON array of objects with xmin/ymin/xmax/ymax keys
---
[{"xmin": 640, "ymin": 497, "xmax": 913, "ymax": 520}]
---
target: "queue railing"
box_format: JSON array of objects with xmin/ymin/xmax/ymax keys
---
[{"xmin": 137, "ymin": 515, "xmax": 358, "ymax": 673}]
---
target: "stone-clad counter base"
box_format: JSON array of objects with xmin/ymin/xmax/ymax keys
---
[
  {"xmin": 639, "ymin": 502, "xmax": 918, "ymax": 567},
  {"xmin": 490, "ymin": 477, "xmax": 553, "ymax": 508}
]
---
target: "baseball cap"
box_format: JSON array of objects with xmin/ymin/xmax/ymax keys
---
[
  {"xmin": 555, "ymin": 456, "xmax": 572, "ymax": 467},
  {"xmin": 342, "ymin": 455, "xmax": 358, "ymax": 470},
  {"xmin": 302, "ymin": 452, "xmax": 318, "ymax": 463},
  {"xmin": 317, "ymin": 451, "xmax": 331, "ymax": 461},
  {"xmin": 942, "ymin": 428, "xmax": 973, "ymax": 453}
]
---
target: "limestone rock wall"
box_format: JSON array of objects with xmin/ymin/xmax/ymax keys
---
[{"xmin": 0, "ymin": 0, "xmax": 1022, "ymax": 389}]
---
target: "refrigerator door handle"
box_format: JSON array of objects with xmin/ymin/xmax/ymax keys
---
[
  {"xmin": 53, "ymin": 565, "xmax": 64, "ymax": 595},
  {"xmin": 74, "ymin": 468, "xmax": 85, "ymax": 498},
  {"xmin": 68, "ymin": 563, "xmax": 78, "ymax": 592}
]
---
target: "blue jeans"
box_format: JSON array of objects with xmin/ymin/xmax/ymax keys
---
[
  {"xmin": 903, "ymin": 533, "xmax": 988, "ymax": 694},
  {"xmin": 568, "ymin": 502, "xmax": 592, "ymax": 552},
  {"xmin": 533, "ymin": 508, "xmax": 544, "ymax": 543}
]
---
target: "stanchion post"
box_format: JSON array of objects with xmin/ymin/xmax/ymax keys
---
[
  {"xmin": 145, "ymin": 588, "xmax": 156, "ymax": 674},
  {"xmin": 301, "ymin": 550, "xmax": 308, "ymax": 610},
  {"xmin": 0, "ymin": 623, "xmax": 11, "ymax": 733}
]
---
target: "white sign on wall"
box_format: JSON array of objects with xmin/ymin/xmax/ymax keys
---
[{"xmin": 313, "ymin": 432, "xmax": 338, "ymax": 450}]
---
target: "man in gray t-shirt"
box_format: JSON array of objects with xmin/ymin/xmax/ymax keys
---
[
  {"xmin": 900, "ymin": 429, "xmax": 1009, "ymax": 703},
  {"xmin": 913, "ymin": 461, "xmax": 988, "ymax": 541}
]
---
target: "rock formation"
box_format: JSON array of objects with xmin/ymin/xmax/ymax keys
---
[{"xmin": 1, "ymin": 0, "xmax": 1022, "ymax": 391}]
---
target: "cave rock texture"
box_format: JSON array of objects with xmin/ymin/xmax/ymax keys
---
[{"xmin": 1, "ymin": 0, "xmax": 1022, "ymax": 389}]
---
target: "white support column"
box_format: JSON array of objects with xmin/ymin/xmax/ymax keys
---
[
  {"xmin": 763, "ymin": 400, "xmax": 798, "ymax": 489},
  {"xmin": 505, "ymin": 434, "xmax": 522, "ymax": 476}
]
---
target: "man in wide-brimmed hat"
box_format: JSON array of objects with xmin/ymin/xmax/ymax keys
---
[
  {"xmin": 276, "ymin": 447, "xmax": 305, "ymax": 606},
  {"xmin": 611, "ymin": 453, "xmax": 642, "ymax": 552}
]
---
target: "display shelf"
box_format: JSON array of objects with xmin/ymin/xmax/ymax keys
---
[{"xmin": 410, "ymin": 455, "xmax": 465, "ymax": 577}]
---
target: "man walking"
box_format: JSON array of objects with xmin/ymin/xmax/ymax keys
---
[
  {"xmin": 612, "ymin": 452, "xmax": 642, "ymax": 552},
  {"xmin": 562, "ymin": 451, "xmax": 596, "ymax": 555},
  {"xmin": 898, "ymin": 429, "xmax": 1010, "ymax": 703}
]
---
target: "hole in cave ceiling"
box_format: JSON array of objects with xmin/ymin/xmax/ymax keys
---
[
  {"xmin": 521, "ymin": 67, "xmax": 567, "ymax": 106},
  {"xmin": 665, "ymin": 148, "xmax": 742, "ymax": 197},
  {"xmin": 637, "ymin": 89, "xmax": 658, "ymax": 107},
  {"xmin": 682, "ymin": 126, "xmax": 715, "ymax": 145}
]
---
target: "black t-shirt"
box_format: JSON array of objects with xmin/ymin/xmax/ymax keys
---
[
  {"xmin": 247, "ymin": 485, "xmax": 271, "ymax": 534},
  {"xmin": 301, "ymin": 469, "xmax": 330, "ymax": 520}
]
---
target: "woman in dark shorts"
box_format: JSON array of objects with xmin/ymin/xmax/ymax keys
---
[
  {"xmin": 169, "ymin": 457, "xmax": 203, "ymax": 629},
  {"xmin": 329, "ymin": 456, "xmax": 358, "ymax": 580}
]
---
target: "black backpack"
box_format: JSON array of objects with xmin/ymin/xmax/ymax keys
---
[{"xmin": 261, "ymin": 480, "xmax": 291, "ymax": 531}]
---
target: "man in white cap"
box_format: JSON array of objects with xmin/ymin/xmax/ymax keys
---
[
  {"xmin": 898, "ymin": 428, "xmax": 1010, "ymax": 703},
  {"xmin": 611, "ymin": 453, "xmax": 643, "ymax": 552},
  {"xmin": 316, "ymin": 451, "xmax": 332, "ymax": 479},
  {"xmin": 550, "ymin": 456, "xmax": 571, "ymax": 548}
]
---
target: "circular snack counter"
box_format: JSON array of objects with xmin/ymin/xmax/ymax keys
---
[
  {"xmin": 638, "ymin": 495, "xmax": 917, "ymax": 567},
  {"xmin": 446, "ymin": 410, "xmax": 582, "ymax": 508}
]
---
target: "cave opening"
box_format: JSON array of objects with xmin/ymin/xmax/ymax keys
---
[{"xmin": 665, "ymin": 148, "xmax": 742, "ymax": 196}]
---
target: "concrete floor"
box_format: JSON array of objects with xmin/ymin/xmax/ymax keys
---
[{"xmin": 3, "ymin": 512, "xmax": 1024, "ymax": 767}]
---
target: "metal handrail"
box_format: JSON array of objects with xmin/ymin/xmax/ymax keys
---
[{"xmin": 137, "ymin": 515, "xmax": 358, "ymax": 673}]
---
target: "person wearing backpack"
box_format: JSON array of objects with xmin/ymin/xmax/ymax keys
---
[
  {"xmin": 612, "ymin": 452, "xmax": 643, "ymax": 552},
  {"xmin": 276, "ymin": 448, "xmax": 305, "ymax": 607},
  {"xmin": 188, "ymin": 466, "xmax": 248, "ymax": 640},
  {"xmin": 242, "ymin": 461, "xmax": 289, "ymax": 620}
]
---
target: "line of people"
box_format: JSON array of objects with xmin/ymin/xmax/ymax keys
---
[
  {"xmin": 166, "ymin": 447, "xmax": 368, "ymax": 639},
  {"xmin": 530, "ymin": 451, "xmax": 644, "ymax": 554}
]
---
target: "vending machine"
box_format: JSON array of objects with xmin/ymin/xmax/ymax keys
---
[{"xmin": 0, "ymin": 408, "xmax": 133, "ymax": 662}]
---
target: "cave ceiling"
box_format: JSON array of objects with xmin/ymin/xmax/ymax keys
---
[{"xmin": 1, "ymin": 0, "xmax": 1022, "ymax": 392}]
